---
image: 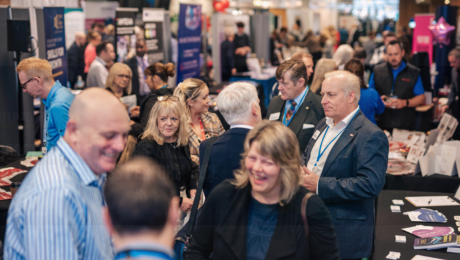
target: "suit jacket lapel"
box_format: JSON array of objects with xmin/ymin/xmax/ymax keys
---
[
  {"xmin": 321, "ymin": 111, "xmax": 364, "ymax": 177},
  {"xmin": 288, "ymin": 90, "xmax": 314, "ymax": 135},
  {"xmin": 215, "ymin": 186, "xmax": 251, "ymax": 260}
]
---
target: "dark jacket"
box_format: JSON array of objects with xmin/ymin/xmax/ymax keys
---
[
  {"xmin": 373, "ymin": 61, "xmax": 420, "ymax": 130},
  {"xmin": 301, "ymin": 110, "xmax": 388, "ymax": 259},
  {"xmin": 67, "ymin": 42, "xmax": 85, "ymax": 87},
  {"xmin": 199, "ymin": 127, "xmax": 250, "ymax": 197},
  {"xmin": 220, "ymin": 39, "xmax": 235, "ymax": 82},
  {"xmin": 448, "ymin": 68, "xmax": 460, "ymax": 118},
  {"xmin": 266, "ymin": 90, "xmax": 325, "ymax": 153},
  {"xmin": 132, "ymin": 137, "xmax": 199, "ymax": 200},
  {"xmin": 185, "ymin": 181, "xmax": 340, "ymax": 260},
  {"xmin": 124, "ymin": 56, "xmax": 141, "ymax": 97}
]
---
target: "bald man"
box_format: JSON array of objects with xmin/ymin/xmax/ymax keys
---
[
  {"xmin": 5, "ymin": 88, "xmax": 131, "ymax": 260},
  {"xmin": 68, "ymin": 31, "xmax": 87, "ymax": 88}
]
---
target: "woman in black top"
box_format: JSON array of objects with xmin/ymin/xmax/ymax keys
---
[
  {"xmin": 130, "ymin": 63, "xmax": 175, "ymax": 138},
  {"xmin": 133, "ymin": 96, "xmax": 198, "ymax": 213},
  {"xmin": 185, "ymin": 121, "xmax": 340, "ymax": 260}
]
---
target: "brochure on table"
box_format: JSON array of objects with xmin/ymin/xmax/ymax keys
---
[{"xmin": 416, "ymin": 143, "xmax": 458, "ymax": 177}]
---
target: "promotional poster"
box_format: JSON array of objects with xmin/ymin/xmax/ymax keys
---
[
  {"xmin": 413, "ymin": 14, "xmax": 434, "ymax": 66},
  {"xmin": 115, "ymin": 8, "xmax": 138, "ymax": 62},
  {"xmin": 143, "ymin": 8, "xmax": 165, "ymax": 64},
  {"xmin": 177, "ymin": 4, "xmax": 202, "ymax": 83},
  {"xmin": 43, "ymin": 7, "xmax": 68, "ymax": 86}
]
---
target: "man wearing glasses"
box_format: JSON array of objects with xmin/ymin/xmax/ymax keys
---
[{"xmin": 17, "ymin": 57, "xmax": 75, "ymax": 153}]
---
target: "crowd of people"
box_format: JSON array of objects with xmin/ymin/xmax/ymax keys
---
[{"xmin": 6, "ymin": 20, "xmax": 460, "ymax": 260}]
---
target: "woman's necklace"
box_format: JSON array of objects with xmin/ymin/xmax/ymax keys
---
[{"xmin": 167, "ymin": 140, "xmax": 178, "ymax": 149}]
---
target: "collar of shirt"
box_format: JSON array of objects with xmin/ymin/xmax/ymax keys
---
[
  {"xmin": 391, "ymin": 60, "xmax": 406, "ymax": 76},
  {"xmin": 96, "ymin": 56, "xmax": 107, "ymax": 66},
  {"xmin": 117, "ymin": 242, "xmax": 174, "ymax": 258},
  {"xmin": 230, "ymin": 124, "xmax": 254, "ymax": 130},
  {"xmin": 325, "ymin": 106, "xmax": 360, "ymax": 130},
  {"xmin": 136, "ymin": 55, "xmax": 148, "ymax": 66},
  {"xmin": 293, "ymin": 87, "xmax": 308, "ymax": 105},
  {"xmin": 56, "ymin": 137, "xmax": 102, "ymax": 186},
  {"xmin": 42, "ymin": 80, "xmax": 63, "ymax": 109}
]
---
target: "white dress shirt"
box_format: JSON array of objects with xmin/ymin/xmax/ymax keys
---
[
  {"xmin": 306, "ymin": 106, "xmax": 360, "ymax": 178},
  {"xmin": 136, "ymin": 55, "xmax": 150, "ymax": 96},
  {"xmin": 230, "ymin": 124, "xmax": 254, "ymax": 130}
]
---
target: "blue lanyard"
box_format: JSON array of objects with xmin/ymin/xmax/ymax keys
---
[
  {"xmin": 315, "ymin": 108, "xmax": 360, "ymax": 167},
  {"xmin": 115, "ymin": 250, "xmax": 173, "ymax": 260},
  {"xmin": 283, "ymin": 87, "xmax": 309, "ymax": 126}
]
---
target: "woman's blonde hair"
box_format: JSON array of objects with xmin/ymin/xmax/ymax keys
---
[
  {"xmin": 140, "ymin": 98, "xmax": 189, "ymax": 146},
  {"xmin": 232, "ymin": 120, "xmax": 301, "ymax": 206},
  {"xmin": 105, "ymin": 62, "xmax": 132, "ymax": 95},
  {"xmin": 310, "ymin": 58, "xmax": 336, "ymax": 94},
  {"xmin": 173, "ymin": 78, "xmax": 207, "ymax": 122}
]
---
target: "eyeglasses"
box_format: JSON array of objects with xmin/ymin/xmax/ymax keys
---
[
  {"xmin": 157, "ymin": 96, "xmax": 179, "ymax": 102},
  {"xmin": 117, "ymin": 74, "xmax": 131, "ymax": 79},
  {"xmin": 20, "ymin": 77, "xmax": 39, "ymax": 89}
]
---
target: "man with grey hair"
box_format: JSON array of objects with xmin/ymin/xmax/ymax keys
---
[
  {"xmin": 199, "ymin": 82, "xmax": 261, "ymax": 197},
  {"xmin": 441, "ymin": 48, "xmax": 460, "ymax": 123},
  {"xmin": 68, "ymin": 31, "xmax": 87, "ymax": 88},
  {"xmin": 301, "ymin": 70, "xmax": 388, "ymax": 260},
  {"xmin": 221, "ymin": 27, "xmax": 236, "ymax": 82}
]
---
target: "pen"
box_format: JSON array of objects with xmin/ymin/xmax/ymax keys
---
[{"xmin": 428, "ymin": 199, "xmax": 432, "ymax": 205}]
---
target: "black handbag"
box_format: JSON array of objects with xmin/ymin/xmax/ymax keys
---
[{"xmin": 174, "ymin": 136, "xmax": 218, "ymax": 259}]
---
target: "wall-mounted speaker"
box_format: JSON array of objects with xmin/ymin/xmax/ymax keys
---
[{"xmin": 7, "ymin": 20, "xmax": 31, "ymax": 52}]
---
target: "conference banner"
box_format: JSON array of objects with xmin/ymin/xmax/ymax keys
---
[
  {"xmin": 413, "ymin": 14, "xmax": 435, "ymax": 66},
  {"xmin": 43, "ymin": 7, "xmax": 68, "ymax": 86},
  {"xmin": 177, "ymin": 4, "xmax": 202, "ymax": 83},
  {"xmin": 143, "ymin": 8, "xmax": 165, "ymax": 64},
  {"xmin": 84, "ymin": 1, "xmax": 118, "ymax": 30},
  {"xmin": 64, "ymin": 8, "xmax": 85, "ymax": 50},
  {"xmin": 115, "ymin": 8, "xmax": 138, "ymax": 62}
]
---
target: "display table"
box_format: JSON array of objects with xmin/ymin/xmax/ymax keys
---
[
  {"xmin": 0, "ymin": 159, "xmax": 31, "ymax": 241},
  {"xmin": 385, "ymin": 173, "xmax": 460, "ymax": 193},
  {"xmin": 374, "ymin": 190, "xmax": 460, "ymax": 260},
  {"xmin": 229, "ymin": 76, "xmax": 277, "ymax": 107}
]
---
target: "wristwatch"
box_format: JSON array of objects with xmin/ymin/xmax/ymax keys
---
[{"xmin": 406, "ymin": 99, "xmax": 409, "ymax": 107}]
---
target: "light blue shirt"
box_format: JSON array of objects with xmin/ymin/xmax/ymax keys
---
[
  {"xmin": 5, "ymin": 138, "xmax": 114, "ymax": 260},
  {"xmin": 42, "ymin": 81, "xmax": 75, "ymax": 151},
  {"xmin": 283, "ymin": 87, "xmax": 309, "ymax": 121},
  {"xmin": 368, "ymin": 61, "xmax": 425, "ymax": 96}
]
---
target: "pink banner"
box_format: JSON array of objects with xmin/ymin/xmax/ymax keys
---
[{"xmin": 413, "ymin": 14, "xmax": 435, "ymax": 66}]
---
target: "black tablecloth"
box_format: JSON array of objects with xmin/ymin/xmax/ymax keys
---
[
  {"xmin": 385, "ymin": 173, "xmax": 460, "ymax": 193},
  {"xmin": 374, "ymin": 190, "xmax": 460, "ymax": 260},
  {"xmin": 0, "ymin": 159, "xmax": 31, "ymax": 242}
]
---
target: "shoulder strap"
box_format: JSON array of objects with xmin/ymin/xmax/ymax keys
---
[
  {"xmin": 186, "ymin": 136, "xmax": 219, "ymax": 238},
  {"xmin": 301, "ymin": 192, "xmax": 315, "ymax": 238}
]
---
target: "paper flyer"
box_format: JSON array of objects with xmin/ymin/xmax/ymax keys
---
[{"xmin": 402, "ymin": 225, "xmax": 455, "ymax": 238}]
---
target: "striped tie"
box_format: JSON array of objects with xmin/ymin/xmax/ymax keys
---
[{"xmin": 286, "ymin": 100, "xmax": 297, "ymax": 123}]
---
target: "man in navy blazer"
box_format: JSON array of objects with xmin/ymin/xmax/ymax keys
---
[
  {"xmin": 301, "ymin": 70, "xmax": 389, "ymax": 260},
  {"xmin": 200, "ymin": 82, "xmax": 262, "ymax": 197}
]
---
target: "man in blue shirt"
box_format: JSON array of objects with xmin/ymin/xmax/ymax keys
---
[
  {"xmin": 5, "ymin": 88, "xmax": 131, "ymax": 259},
  {"xmin": 16, "ymin": 57, "xmax": 75, "ymax": 152},
  {"xmin": 103, "ymin": 157, "xmax": 178, "ymax": 260},
  {"xmin": 368, "ymin": 40, "xmax": 425, "ymax": 131}
]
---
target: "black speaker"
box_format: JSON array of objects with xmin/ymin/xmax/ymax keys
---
[{"xmin": 7, "ymin": 20, "xmax": 31, "ymax": 52}]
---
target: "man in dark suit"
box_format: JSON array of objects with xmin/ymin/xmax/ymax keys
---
[
  {"xmin": 124, "ymin": 40, "xmax": 149, "ymax": 99},
  {"xmin": 266, "ymin": 59, "xmax": 325, "ymax": 152},
  {"xmin": 199, "ymin": 82, "xmax": 262, "ymax": 197},
  {"xmin": 301, "ymin": 70, "xmax": 389, "ymax": 260},
  {"xmin": 442, "ymin": 48, "xmax": 460, "ymax": 139},
  {"xmin": 67, "ymin": 32, "xmax": 86, "ymax": 88}
]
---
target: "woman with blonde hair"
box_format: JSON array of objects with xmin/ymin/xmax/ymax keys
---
[
  {"xmin": 133, "ymin": 96, "xmax": 198, "ymax": 213},
  {"xmin": 185, "ymin": 120, "xmax": 340, "ymax": 260},
  {"xmin": 105, "ymin": 62, "xmax": 132, "ymax": 98},
  {"xmin": 174, "ymin": 78, "xmax": 225, "ymax": 164},
  {"xmin": 310, "ymin": 58, "xmax": 336, "ymax": 93}
]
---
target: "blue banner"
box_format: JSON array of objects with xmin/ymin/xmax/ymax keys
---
[
  {"xmin": 177, "ymin": 4, "xmax": 202, "ymax": 83},
  {"xmin": 43, "ymin": 7, "xmax": 68, "ymax": 86}
]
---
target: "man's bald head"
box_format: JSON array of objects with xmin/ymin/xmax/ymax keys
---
[
  {"xmin": 75, "ymin": 32, "xmax": 87, "ymax": 46},
  {"xmin": 65, "ymin": 88, "xmax": 130, "ymax": 175}
]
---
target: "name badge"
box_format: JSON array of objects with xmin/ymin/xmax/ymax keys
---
[
  {"xmin": 303, "ymin": 124, "xmax": 315, "ymax": 129},
  {"xmin": 269, "ymin": 112, "xmax": 280, "ymax": 121},
  {"xmin": 312, "ymin": 130, "xmax": 321, "ymax": 140},
  {"xmin": 42, "ymin": 146, "xmax": 47, "ymax": 155}
]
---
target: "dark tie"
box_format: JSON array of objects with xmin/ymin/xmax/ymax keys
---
[{"xmin": 286, "ymin": 100, "xmax": 297, "ymax": 122}]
